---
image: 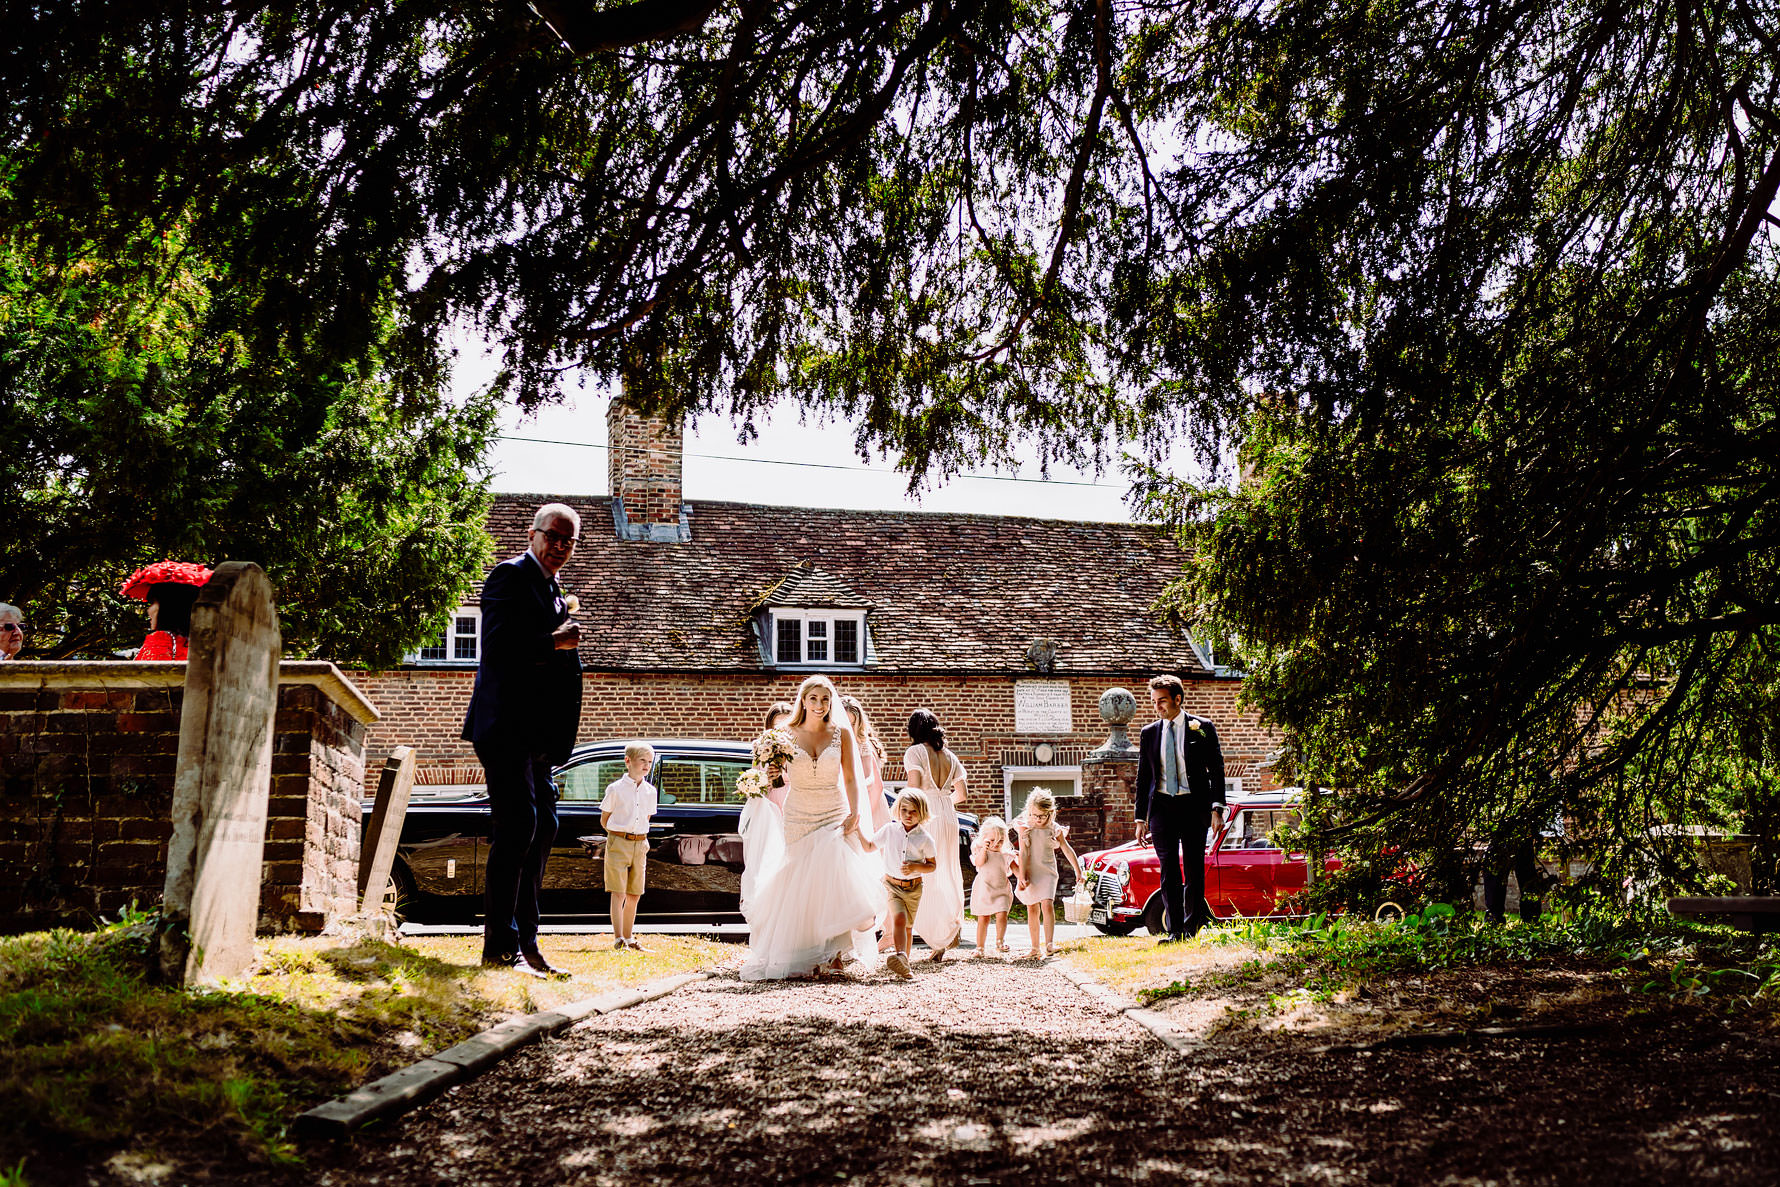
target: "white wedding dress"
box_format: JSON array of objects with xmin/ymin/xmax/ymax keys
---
[{"xmin": 739, "ymin": 734, "xmax": 885, "ymax": 981}]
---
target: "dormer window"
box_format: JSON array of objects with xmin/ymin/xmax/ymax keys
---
[
  {"xmin": 773, "ymin": 609, "xmax": 866, "ymax": 666},
  {"xmin": 755, "ymin": 564, "xmax": 875, "ymax": 669},
  {"xmin": 408, "ymin": 606, "xmax": 481, "ymax": 666}
]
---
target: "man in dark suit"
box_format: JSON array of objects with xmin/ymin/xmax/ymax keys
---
[
  {"xmin": 1135, "ymin": 674, "xmax": 1227, "ymax": 942},
  {"xmin": 462, "ymin": 502, "xmax": 585, "ymax": 976}
]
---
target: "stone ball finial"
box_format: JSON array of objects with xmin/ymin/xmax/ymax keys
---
[{"xmin": 1099, "ymin": 687, "xmax": 1137, "ymax": 726}]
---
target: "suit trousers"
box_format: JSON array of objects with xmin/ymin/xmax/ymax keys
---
[
  {"xmin": 1149, "ymin": 793, "xmax": 1211, "ymax": 937},
  {"xmin": 477, "ymin": 741, "xmax": 558, "ymax": 959},
  {"xmin": 1482, "ymin": 846, "xmax": 1542, "ymax": 924}
]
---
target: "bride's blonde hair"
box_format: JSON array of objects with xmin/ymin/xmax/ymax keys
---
[{"xmin": 787, "ymin": 674, "xmax": 847, "ymax": 732}]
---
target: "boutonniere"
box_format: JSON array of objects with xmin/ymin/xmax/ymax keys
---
[
  {"xmin": 563, "ymin": 593, "xmax": 580, "ymax": 614},
  {"xmin": 1187, "ymin": 718, "xmax": 1203, "ymax": 732}
]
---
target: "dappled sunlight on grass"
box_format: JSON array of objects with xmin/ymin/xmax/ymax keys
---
[
  {"xmin": 0, "ymin": 920, "xmax": 736, "ymax": 1180},
  {"xmin": 1053, "ymin": 929, "xmax": 1273, "ymax": 997}
]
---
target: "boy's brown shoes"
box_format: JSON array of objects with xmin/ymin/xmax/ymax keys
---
[{"xmin": 886, "ymin": 952, "xmax": 913, "ymax": 979}]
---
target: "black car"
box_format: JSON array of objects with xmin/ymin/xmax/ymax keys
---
[{"xmin": 378, "ymin": 738, "xmax": 979, "ymax": 923}]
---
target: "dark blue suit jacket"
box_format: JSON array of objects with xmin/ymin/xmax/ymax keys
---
[
  {"xmin": 460, "ymin": 551, "xmax": 584, "ymax": 765},
  {"xmin": 1135, "ymin": 713, "xmax": 1226, "ymax": 822}
]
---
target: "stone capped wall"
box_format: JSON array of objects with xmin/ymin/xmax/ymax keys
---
[{"xmin": 0, "ymin": 663, "xmax": 377, "ymax": 934}]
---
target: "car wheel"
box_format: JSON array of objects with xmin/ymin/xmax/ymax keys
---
[
  {"xmin": 1095, "ymin": 920, "xmax": 1139, "ymax": 937},
  {"xmin": 1142, "ymin": 896, "xmax": 1168, "ymax": 935},
  {"xmin": 386, "ymin": 861, "xmax": 418, "ymax": 927}
]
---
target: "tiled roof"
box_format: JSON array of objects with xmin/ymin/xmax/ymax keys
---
[
  {"xmin": 478, "ymin": 495, "xmax": 1211, "ymax": 675},
  {"xmin": 756, "ymin": 564, "xmax": 875, "ymax": 609}
]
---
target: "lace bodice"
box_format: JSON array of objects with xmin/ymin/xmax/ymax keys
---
[{"xmin": 783, "ymin": 733, "xmax": 846, "ymax": 841}]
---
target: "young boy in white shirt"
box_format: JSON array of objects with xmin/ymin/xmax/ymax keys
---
[
  {"xmin": 857, "ymin": 788, "xmax": 937, "ymax": 979},
  {"xmin": 600, "ymin": 742, "xmax": 657, "ymax": 951}
]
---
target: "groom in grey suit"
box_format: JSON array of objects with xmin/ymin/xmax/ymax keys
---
[{"xmin": 1135, "ymin": 674, "xmax": 1227, "ymax": 941}]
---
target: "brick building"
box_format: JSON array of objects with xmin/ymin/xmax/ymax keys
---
[{"xmin": 352, "ymin": 402, "xmax": 1280, "ymax": 851}]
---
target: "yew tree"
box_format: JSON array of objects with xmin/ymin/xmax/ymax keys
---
[{"xmin": 4, "ymin": 0, "xmax": 1777, "ymax": 874}]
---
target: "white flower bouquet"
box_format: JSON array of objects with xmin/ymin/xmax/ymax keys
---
[
  {"xmin": 752, "ymin": 728, "xmax": 799, "ymax": 767},
  {"xmin": 736, "ymin": 767, "xmax": 772, "ymax": 799}
]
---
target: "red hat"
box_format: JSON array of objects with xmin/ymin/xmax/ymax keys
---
[{"xmin": 120, "ymin": 561, "xmax": 213, "ymax": 601}]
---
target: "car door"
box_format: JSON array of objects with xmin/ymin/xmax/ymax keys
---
[
  {"xmin": 540, "ymin": 752, "xmax": 631, "ymax": 914},
  {"xmin": 645, "ymin": 753, "xmax": 751, "ymax": 917},
  {"xmin": 400, "ymin": 801, "xmax": 483, "ymax": 903},
  {"xmin": 1212, "ymin": 806, "xmax": 1300, "ymax": 916}
]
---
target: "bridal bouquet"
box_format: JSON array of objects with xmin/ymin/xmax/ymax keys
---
[
  {"xmin": 736, "ymin": 767, "xmax": 771, "ymax": 799},
  {"xmin": 752, "ymin": 728, "xmax": 799, "ymax": 767}
]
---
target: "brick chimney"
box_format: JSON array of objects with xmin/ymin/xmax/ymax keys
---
[{"xmin": 606, "ymin": 396, "xmax": 690, "ymax": 542}]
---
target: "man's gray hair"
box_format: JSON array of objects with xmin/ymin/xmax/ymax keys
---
[
  {"xmin": 532, "ymin": 503, "xmax": 581, "ymax": 531},
  {"xmin": 0, "ymin": 603, "xmax": 19, "ymax": 622}
]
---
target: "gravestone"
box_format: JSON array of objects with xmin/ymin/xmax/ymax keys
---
[
  {"xmin": 157, "ymin": 562, "xmax": 282, "ymax": 985},
  {"xmin": 358, "ymin": 745, "xmax": 416, "ymax": 915}
]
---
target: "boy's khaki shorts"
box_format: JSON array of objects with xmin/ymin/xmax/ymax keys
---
[
  {"xmin": 604, "ymin": 834, "xmax": 649, "ymax": 895},
  {"xmin": 884, "ymin": 875, "xmax": 924, "ymax": 922}
]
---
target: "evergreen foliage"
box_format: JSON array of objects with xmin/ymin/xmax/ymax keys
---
[{"xmin": 2, "ymin": 1, "xmax": 1776, "ymax": 862}]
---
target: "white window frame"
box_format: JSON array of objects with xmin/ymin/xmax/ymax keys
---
[
  {"xmin": 1001, "ymin": 764, "xmax": 1084, "ymax": 820},
  {"xmin": 407, "ymin": 606, "xmax": 482, "ymax": 666},
  {"xmin": 769, "ymin": 608, "xmax": 868, "ymax": 668}
]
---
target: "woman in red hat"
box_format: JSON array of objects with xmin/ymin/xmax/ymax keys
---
[{"xmin": 120, "ymin": 562, "xmax": 213, "ymax": 660}]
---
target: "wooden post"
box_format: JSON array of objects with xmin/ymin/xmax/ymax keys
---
[
  {"xmin": 358, "ymin": 745, "xmax": 417, "ymax": 914},
  {"xmin": 157, "ymin": 562, "xmax": 281, "ymax": 985}
]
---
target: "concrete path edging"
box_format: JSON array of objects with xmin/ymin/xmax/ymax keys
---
[
  {"xmin": 291, "ymin": 971, "xmax": 710, "ymax": 1140},
  {"xmin": 1052, "ymin": 961, "xmax": 1198, "ymax": 1053}
]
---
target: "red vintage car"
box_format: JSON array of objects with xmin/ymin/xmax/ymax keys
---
[{"xmin": 1080, "ymin": 790, "xmax": 1341, "ymax": 933}]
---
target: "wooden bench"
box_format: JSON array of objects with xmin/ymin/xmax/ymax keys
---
[{"xmin": 1666, "ymin": 896, "xmax": 1780, "ymax": 933}]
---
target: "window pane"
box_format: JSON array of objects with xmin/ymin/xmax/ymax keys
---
[
  {"xmin": 776, "ymin": 618, "xmax": 802, "ymax": 663},
  {"xmin": 807, "ymin": 634, "xmax": 828, "ymax": 661},
  {"xmin": 656, "ymin": 760, "xmax": 701, "ymax": 805},
  {"xmin": 556, "ymin": 759, "xmax": 626, "ymax": 802},
  {"xmin": 454, "ymin": 616, "xmax": 478, "ymax": 637},
  {"xmin": 807, "ymin": 619, "xmax": 827, "ymax": 638},
  {"xmin": 704, "ymin": 761, "xmax": 751, "ymax": 804},
  {"xmin": 834, "ymin": 619, "xmax": 858, "ymax": 663},
  {"xmin": 418, "ymin": 631, "xmax": 448, "ymax": 661},
  {"xmin": 453, "ymin": 632, "xmax": 478, "ymax": 660}
]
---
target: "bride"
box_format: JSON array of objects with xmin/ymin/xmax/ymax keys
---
[{"xmin": 739, "ymin": 675, "xmax": 885, "ymax": 981}]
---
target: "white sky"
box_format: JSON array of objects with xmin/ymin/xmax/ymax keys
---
[{"xmin": 488, "ymin": 393, "xmax": 1146, "ymax": 522}]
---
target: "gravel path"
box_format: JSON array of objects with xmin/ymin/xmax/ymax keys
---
[{"xmin": 301, "ymin": 955, "xmax": 1780, "ymax": 1186}]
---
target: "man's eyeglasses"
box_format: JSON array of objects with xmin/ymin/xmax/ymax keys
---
[
  {"xmin": 534, "ymin": 528, "xmax": 579, "ymax": 548},
  {"xmin": 0, "ymin": 622, "xmax": 23, "ymax": 633}
]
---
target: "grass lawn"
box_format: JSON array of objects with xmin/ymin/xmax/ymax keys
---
[{"xmin": 0, "ymin": 915, "xmax": 734, "ymax": 1185}]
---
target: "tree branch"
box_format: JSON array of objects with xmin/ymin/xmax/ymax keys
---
[{"xmin": 528, "ymin": 0, "xmax": 729, "ymax": 54}]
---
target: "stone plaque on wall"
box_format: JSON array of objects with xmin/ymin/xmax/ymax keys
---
[{"xmin": 1014, "ymin": 680, "xmax": 1072, "ymax": 734}]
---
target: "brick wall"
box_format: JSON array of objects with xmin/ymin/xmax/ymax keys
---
[
  {"xmin": 355, "ymin": 668, "xmax": 1282, "ymax": 828},
  {"xmin": 0, "ymin": 665, "xmax": 374, "ymax": 934}
]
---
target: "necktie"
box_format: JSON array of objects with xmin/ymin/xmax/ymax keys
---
[{"xmin": 1163, "ymin": 718, "xmax": 1180, "ymax": 796}]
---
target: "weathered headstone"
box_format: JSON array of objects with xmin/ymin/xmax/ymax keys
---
[
  {"xmin": 157, "ymin": 562, "xmax": 282, "ymax": 985},
  {"xmin": 358, "ymin": 745, "xmax": 416, "ymax": 914}
]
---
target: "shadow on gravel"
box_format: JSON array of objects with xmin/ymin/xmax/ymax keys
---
[{"xmin": 305, "ymin": 1005, "xmax": 1780, "ymax": 1187}]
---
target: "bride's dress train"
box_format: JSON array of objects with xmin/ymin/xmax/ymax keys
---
[{"xmin": 739, "ymin": 736, "xmax": 884, "ymax": 981}]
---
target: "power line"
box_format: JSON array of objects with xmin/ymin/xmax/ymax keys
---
[{"xmin": 495, "ymin": 433, "xmax": 1128, "ymax": 490}]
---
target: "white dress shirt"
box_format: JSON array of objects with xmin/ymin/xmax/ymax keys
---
[
  {"xmin": 872, "ymin": 820, "xmax": 936, "ymax": 878},
  {"xmin": 600, "ymin": 774, "xmax": 658, "ymax": 835}
]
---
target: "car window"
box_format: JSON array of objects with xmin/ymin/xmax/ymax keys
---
[
  {"xmin": 658, "ymin": 758, "xmax": 752, "ymax": 805},
  {"xmin": 555, "ymin": 759, "xmax": 630, "ymax": 803},
  {"xmin": 1220, "ymin": 807, "xmax": 1298, "ymax": 851}
]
